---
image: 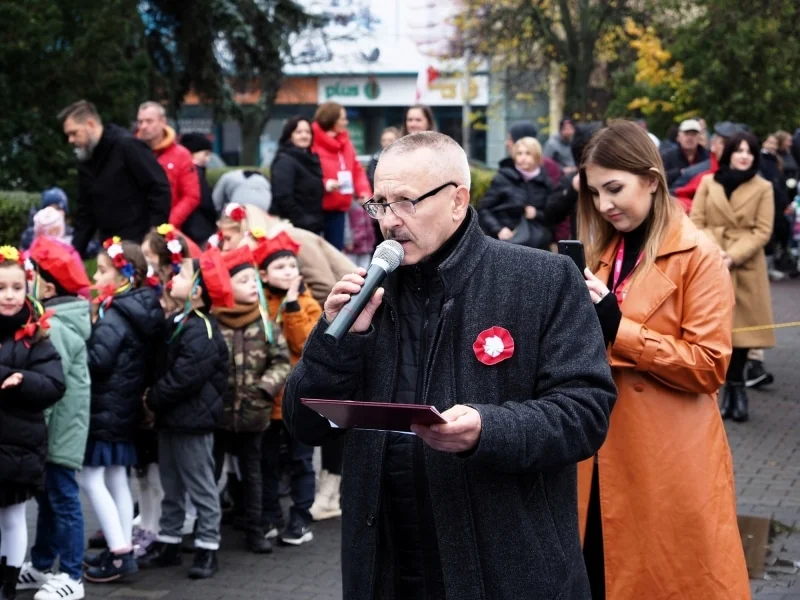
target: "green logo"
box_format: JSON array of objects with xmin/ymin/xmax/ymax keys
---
[
  {"xmin": 363, "ymin": 80, "xmax": 380, "ymax": 100},
  {"xmin": 325, "ymin": 82, "xmax": 359, "ymax": 99}
]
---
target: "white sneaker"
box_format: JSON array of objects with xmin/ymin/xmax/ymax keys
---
[
  {"xmin": 34, "ymin": 573, "xmax": 85, "ymax": 600},
  {"xmin": 17, "ymin": 562, "xmax": 52, "ymax": 590}
]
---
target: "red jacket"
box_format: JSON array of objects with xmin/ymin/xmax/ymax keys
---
[
  {"xmin": 311, "ymin": 122, "xmax": 371, "ymax": 212},
  {"xmin": 146, "ymin": 127, "xmax": 201, "ymax": 228},
  {"xmin": 674, "ymin": 153, "xmax": 719, "ymax": 213}
]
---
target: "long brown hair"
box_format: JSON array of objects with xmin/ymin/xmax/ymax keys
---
[
  {"xmin": 99, "ymin": 241, "xmax": 148, "ymax": 288},
  {"xmin": 577, "ymin": 120, "xmax": 682, "ymax": 279},
  {"xmin": 401, "ymin": 104, "xmax": 435, "ymax": 136}
]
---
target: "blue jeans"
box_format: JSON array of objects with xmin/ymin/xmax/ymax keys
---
[
  {"xmin": 31, "ymin": 464, "xmax": 84, "ymax": 581},
  {"xmin": 323, "ymin": 211, "xmax": 346, "ymax": 251},
  {"xmin": 262, "ymin": 421, "xmax": 315, "ymax": 526}
]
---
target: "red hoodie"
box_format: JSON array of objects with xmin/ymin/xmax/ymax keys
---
[
  {"xmin": 674, "ymin": 153, "xmax": 719, "ymax": 214},
  {"xmin": 311, "ymin": 122, "xmax": 372, "ymax": 212},
  {"xmin": 144, "ymin": 126, "xmax": 201, "ymax": 228}
]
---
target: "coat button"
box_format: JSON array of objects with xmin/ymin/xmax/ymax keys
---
[
  {"xmin": 366, "ymin": 513, "xmax": 375, "ymax": 527},
  {"xmin": 634, "ymin": 383, "xmax": 645, "ymax": 392}
]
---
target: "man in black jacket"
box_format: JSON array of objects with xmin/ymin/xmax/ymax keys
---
[
  {"xmin": 283, "ymin": 132, "xmax": 617, "ymax": 599},
  {"xmin": 662, "ymin": 118, "xmax": 709, "ymax": 186},
  {"xmin": 59, "ymin": 100, "xmax": 171, "ymax": 256}
]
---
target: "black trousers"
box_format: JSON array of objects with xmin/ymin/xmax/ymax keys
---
[
  {"xmin": 583, "ymin": 462, "xmax": 605, "ymax": 600},
  {"xmin": 213, "ymin": 430, "xmax": 264, "ymax": 536},
  {"xmin": 726, "ymin": 348, "xmax": 749, "ymax": 383}
]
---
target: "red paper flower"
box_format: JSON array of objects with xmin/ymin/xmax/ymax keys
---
[
  {"xmin": 473, "ymin": 326, "xmax": 514, "ymax": 366},
  {"xmin": 112, "ymin": 254, "xmax": 126, "ymax": 269},
  {"xmin": 229, "ymin": 205, "xmax": 246, "ymax": 222}
]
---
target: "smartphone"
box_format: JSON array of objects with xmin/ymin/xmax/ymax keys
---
[{"xmin": 558, "ymin": 240, "xmax": 586, "ymax": 273}]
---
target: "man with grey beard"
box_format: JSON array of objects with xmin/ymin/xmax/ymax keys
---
[{"xmin": 59, "ymin": 100, "xmax": 170, "ymax": 256}]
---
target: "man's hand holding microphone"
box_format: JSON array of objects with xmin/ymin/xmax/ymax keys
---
[{"xmin": 323, "ymin": 240, "xmax": 482, "ymax": 453}]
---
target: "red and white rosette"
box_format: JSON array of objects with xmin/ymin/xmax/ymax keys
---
[{"xmin": 473, "ymin": 326, "xmax": 514, "ymax": 366}]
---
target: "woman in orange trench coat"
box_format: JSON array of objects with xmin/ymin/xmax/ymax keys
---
[{"xmin": 576, "ymin": 121, "xmax": 750, "ymax": 599}]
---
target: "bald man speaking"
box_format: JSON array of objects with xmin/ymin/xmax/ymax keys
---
[{"xmin": 283, "ymin": 132, "xmax": 616, "ymax": 599}]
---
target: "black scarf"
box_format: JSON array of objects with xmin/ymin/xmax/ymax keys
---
[
  {"xmin": 714, "ymin": 164, "xmax": 759, "ymax": 199},
  {"xmin": 0, "ymin": 302, "xmax": 31, "ymax": 339}
]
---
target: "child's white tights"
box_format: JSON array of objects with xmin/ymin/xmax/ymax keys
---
[
  {"xmin": 137, "ymin": 464, "xmax": 164, "ymax": 534},
  {"xmin": 0, "ymin": 502, "xmax": 27, "ymax": 567},
  {"xmin": 80, "ymin": 466, "xmax": 133, "ymax": 551}
]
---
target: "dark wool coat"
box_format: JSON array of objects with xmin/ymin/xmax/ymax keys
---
[
  {"xmin": 270, "ymin": 146, "xmax": 326, "ymax": 235},
  {"xmin": 88, "ymin": 288, "xmax": 165, "ymax": 443},
  {"xmin": 283, "ymin": 208, "xmax": 617, "ymax": 600},
  {"xmin": 72, "ymin": 124, "xmax": 171, "ymax": 256},
  {"xmin": 0, "ymin": 331, "xmax": 66, "ymax": 490},
  {"xmin": 148, "ymin": 312, "xmax": 229, "ymax": 433}
]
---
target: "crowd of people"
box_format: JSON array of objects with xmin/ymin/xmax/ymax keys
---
[{"xmin": 0, "ymin": 93, "xmax": 794, "ymax": 600}]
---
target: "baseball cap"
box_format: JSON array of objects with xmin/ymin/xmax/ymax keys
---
[{"xmin": 679, "ymin": 119, "xmax": 702, "ymax": 133}]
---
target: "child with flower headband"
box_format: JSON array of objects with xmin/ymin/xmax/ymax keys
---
[
  {"xmin": 255, "ymin": 232, "xmax": 323, "ymax": 543},
  {"xmin": 142, "ymin": 225, "xmax": 193, "ymax": 315},
  {"xmin": 15, "ymin": 238, "xmax": 92, "ymax": 600},
  {"xmin": 81, "ymin": 238, "xmax": 165, "ymax": 584},
  {"xmin": 211, "ymin": 246, "xmax": 291, "ymax": 553},
  {"xmin": 212, "ymin": 202, "xmax": 250, "ymax": 252},
  {"xmin": 0, "ymin": 246, "xmax": 66, "ymax": 600},
  {"xmin": 140, "ymin": 249, "xmax": 230, "ymax": 580}
]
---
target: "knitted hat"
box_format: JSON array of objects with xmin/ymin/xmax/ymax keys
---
[
  {"xmin": 180, "ymin": 133, "xmax": 213, "ymax": 154},
  {"xmin": 197, "ymin": 248, "xmax": 234, "ymax": 308},
  {"xmin": 41, "ymin": 187, "xmax": 69, "ymax": 214},
  {"xmin": 508, "ymin": 121, "xmax": 538, "ymax": 143},
  {"xmin": 28, "ymin": 237, "xmax": 91, "ymax": 294},
  {"xmin": 33, "ymin": 206, "xmax": 66, "ymax": 239},
  {"xmin": 252, "ymin": 231, "xmax": 301, "ymax": 269},
  {"xmin": 222, "ymin": 245, "xmax": 256, "ymax": 277}
]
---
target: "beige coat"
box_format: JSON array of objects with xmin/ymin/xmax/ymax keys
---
[
  {"xmin": 691, "ymin": 173, "xmax": 775, "ymax": 348},
  {"xmin": 578, "ymin": 214, "xmax": 749, "ymax": 599}
]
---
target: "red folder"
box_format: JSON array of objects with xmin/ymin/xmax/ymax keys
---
[{"xmin": 301, "ymin": 398, "xmax": 447, "ymax": 433}]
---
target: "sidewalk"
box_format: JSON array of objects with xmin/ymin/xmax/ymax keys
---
[{"xmin": 21, "ymin": 281, "xmax": 800, "ymax": 599}]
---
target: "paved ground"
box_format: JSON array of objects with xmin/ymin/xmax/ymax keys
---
[{"xmin": 21, "ymin": 280, "xmax": 800, "ymax": 599}]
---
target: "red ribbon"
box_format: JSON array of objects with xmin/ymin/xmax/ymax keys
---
[{"xmin": 14, "ymin": 308, "xmax": 54, "ymax": 342}]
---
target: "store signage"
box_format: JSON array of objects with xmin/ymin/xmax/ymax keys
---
[{"xmin": 318, "ymin": 76, "xmax": 488, "ymax": 107}]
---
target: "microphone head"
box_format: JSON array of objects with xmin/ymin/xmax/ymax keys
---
[{"xmin": 372, "ymin": 240, "xmax": 404, "ymax": 272}]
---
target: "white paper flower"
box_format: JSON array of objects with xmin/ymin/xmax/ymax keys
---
[
  {"xmin": 107, "ymin": 244, "xmax": 123, "ymax": 258},
  {"xmin": 147, "ymin": 264, "xmax": 156, "ymax": 278},
  {"xmin": 24, "ymin": 257, "xmax": 34, "ymax": 272},
  {"xmin": 207, "ymin": 233, "xmax": 220, "ymax": 248},
  {"xmin": 483, "ymin": 336, "xmax": 504, "ymax": 358},
  {"xmin": 167, "ymin": 239, "xmax": 183, "ymax": 254}
]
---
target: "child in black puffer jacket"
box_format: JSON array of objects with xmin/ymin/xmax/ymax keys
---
[
  {"xmin": 81, "ymin": 238, "xmax": 165, "ymax": 585},
  {"xmin": 140, "ymin": 249, "xmax": 230, "ymax": 580},
  {"xmin": 0, "ymin": 246, "xmax": 66, "ymax": 600}
]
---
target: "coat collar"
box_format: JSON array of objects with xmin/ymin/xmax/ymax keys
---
[
  {"xmin": 598, "ymin": 212, "xmax": 697, "ymax": 269},
  {"xmin": 311, "ymin": 122, "xmax": 349, "ymax": 153},
  {"xmin": 384, "ymin": 207, "xmax": 488, "ymax": 302}
]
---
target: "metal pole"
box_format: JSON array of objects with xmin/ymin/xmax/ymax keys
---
[{"xmin": 462, "ymin": 48, "xmax": 472, "ymax": 159}]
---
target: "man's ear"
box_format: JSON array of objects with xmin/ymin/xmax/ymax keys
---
[{"xmin": 452, "ymin": 185, "xmax": 471, "ymax": 220}]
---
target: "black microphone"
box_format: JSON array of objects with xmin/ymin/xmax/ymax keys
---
[{"xmin": 324, "ymin": 240, "xmax": 404, "ymax": 345}]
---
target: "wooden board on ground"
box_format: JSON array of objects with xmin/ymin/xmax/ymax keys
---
[{"xmin": 738, "ymin": 515, "xmax": 771, "ymax": 579}]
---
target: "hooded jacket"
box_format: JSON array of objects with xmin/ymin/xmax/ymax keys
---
[
  {"xmin": 148, "ymin": 311, "xmax": 229, "ymax": 433},
  {"xmin": 0, "ymin": 319, "xmax": 66, "ymax": 490},
  {"xmin": 42, "ymin": 296, "xmax": 92, "ymax": 470},
  {"xmin": 87, "ymin": 287, "xmax": 166, "ymax": 443},
  {"xmin": 73, "ymin": 124, "xmax": 171, "ymax": 257},
  {"xmin": 148, "ymin": 126, "xmax": 201, "ymax": 229}
]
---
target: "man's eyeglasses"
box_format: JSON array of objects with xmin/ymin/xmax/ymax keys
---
[{"xmin": 362, "ymin": 182, "xmax": 458, "ymax": 220}]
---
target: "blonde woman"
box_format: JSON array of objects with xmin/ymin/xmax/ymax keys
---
[
  {"xmin": 477, "ymin": 136, "xmax": 553, "ymax": 249},
  {"xmin": 576, "ymin": 120, "xmax": 749, "ymax": 599}
]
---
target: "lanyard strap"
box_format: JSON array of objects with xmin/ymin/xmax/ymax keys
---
[
  {"xmin": 611, "ymin": 238, "xmax": 643, "ymax": 304},
  {"xmin": 338, "ymin": 153, "xmax": 347, "ymax": 171}
]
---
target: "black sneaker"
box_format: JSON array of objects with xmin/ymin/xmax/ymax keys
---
[
  {"xmin": 137, "ymin": 542, "xmax": 182, "ymax": 569},
  {"xmin": 745, "ymin": 360, "xmax": 774, "ymax": 389},
  {"xmin": 83, "ymin": 548, "xmax": 110, "ymax": 569},
  {"xmin": 246, "ymin": 531, "xmax": 273, "ymax": 554},
  {"xmin": 84, "ymin": 550, "xmax": 138, "ymax": 583},
  {"xmin": 188, "ymin": 549, "xmax": 218, "ymax": 580},
  {"xmin": 279, "ymin": 519, "xmax": 313, "ymax": 546}
]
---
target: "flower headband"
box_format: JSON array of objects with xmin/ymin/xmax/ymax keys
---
[
  {"xmin": 0, "ymin": 245, "xmax": 25, "ymax": 266},
  {"xmin": 224, "ymin": 203, "xmax": 247, "ymax": 222},
  {"xmin": 156, "ymin": 223, "xmax": 185, "ymax": 274},
  {"xmin": 102, "ymin": 237, "xmax": 135, "ymax": 282},
  {"xmin": 247, "ymin": 227, "xmax": 267, "ymax": 241},
  {"xmin": 207, "ymin": 230, "xmax": 221, "ymax": 250}
]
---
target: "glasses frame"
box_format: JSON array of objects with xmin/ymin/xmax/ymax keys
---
[{"xmin": 362, "ymin": 181, "xmax": 458, "ymax": 220}]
